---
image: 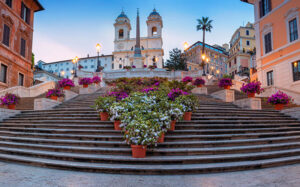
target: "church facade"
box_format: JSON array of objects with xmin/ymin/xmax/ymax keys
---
[{"xmin": 112, "ymin": 9, "xmax": 164, "ymax": 70}]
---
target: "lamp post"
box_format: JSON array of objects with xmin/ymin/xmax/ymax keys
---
[
  {"xmin": 61, "ymin": 71, "xmax": 65, "ymax": 78},
  {"xmin": 183, "ymin": 42, "xmax": 188, "ymax": 50},
  {"xmin": 72, "ymin": 56, "xmax": 79, "ymax": 78},
  {"xmin": 201, "ymin": 54, "xmax": 207, "ymax": 76},
  {"xmin": 96, "ymin": 43, "xmax": 101, "ymax": 72}
]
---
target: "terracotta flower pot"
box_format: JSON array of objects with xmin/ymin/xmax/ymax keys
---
[
  {"xmin": 247, "ymin": 93, "xmax": 255, "ymax": 98},
  {"xmin": 275, "ymin": 104, "xmax": 284, "ymax": 110},
  {"xmin": 63, "ymin": 86, "xmax": 71, "ymax": 90},
  {"xmin": 183, "ymin": 112, "xmax": 192, "ymax": 121},
  {"xmin": 224, "ymin": 85, "xmax": 230, "ymax": 90},
  {"xmin": 99, "ymin": 112, "xmax": 109, "ymax": 121},
  {"xmin": 50, "ymin": 96, "xmax": 58, "ymax": 100},
  {"xmin": 169, "ymin": 120, "xmax": 176, "ymax": 131},
  {"xmin": 114, "ymin": 120, "xmax": 122, "ymax": 130},
  {"xmin": 7, "ymin": 104, "xmax": 16, "ymax": 110},
  {"xmin": 197, "ymin": 85, "xmax": 203, "ymax": 88},
  {"xmin": 157, "ymin": 133, "xmax": 165, "ymax": 143},
  {"xmin": 83, "ymin": 84, "xmax": 88, "ymax": 88},
  {"xmin": 131, "ymin": 145, "xmax": 147, "ymax": 158}
]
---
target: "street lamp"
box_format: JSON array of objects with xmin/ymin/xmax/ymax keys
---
[
  {"xmin": 72, "ymin": 56, "xmax": 79, "ymax": 78},
  {"xmin": 183, "ymin": 42, "xmax": 189, "ymax": 50},
  {"xmin": 96, "ymin": 43, "xmax": 101, "ymax": 72},
  {"xmin": 61, "ymin": 71, "xmax": 65, "ymax": 77}
]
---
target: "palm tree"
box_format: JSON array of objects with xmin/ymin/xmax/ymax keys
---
[{"xmin": 197, "ymin": 17, "xmax": 213, "ymax": 76}]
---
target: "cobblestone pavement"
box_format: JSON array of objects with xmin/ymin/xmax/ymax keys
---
[{"xmin": 0, "ymin": 162, "xmax": 300, "ymax": 187}]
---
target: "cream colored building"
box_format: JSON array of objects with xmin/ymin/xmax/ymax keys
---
[
  {"xmin": 112, "ymin": 10, "xmax": 164, "ymax": 69},
  {"xmin": 227, "ymin": 22, "xmax": 256, "ymax": 77}
]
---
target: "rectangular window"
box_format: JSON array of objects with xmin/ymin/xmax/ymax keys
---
[
  {"xmin": 5, "ymin": 0, "xmax": 12, "ymax": 7},
  {"xmin": 289, "ymin": 18, "xmax": 298, "ymax": 42},
  {"xmin": 246, "ymin": 41, "xmax": 250, "ymax": 46},
  {"xmin": 246, "ymin": 30, "xmax": 249, "ymax": 36},
  {"xmin": 112, "ymin": 63, "xmax": 114, "ymax": 69},
  {"xmin": 264, "ymin": 32, "xmax": 272, "ymax": 54},
  {"xmin": 292, "ymin": 61, "xmax": 300, "ymax": 82},
  {"xmin": 259, "ymin": 0, "xmax": 272, "ymax": 18},
  {"xmin": 119, "ymin": 64, "xmax": 122, "ymax": 69},
  {"xmin": 21, "ymin": 2, "xmax": 31, "ymax": 24},
  {"xmin": 0, "ymin": 64, "xmax": 8, "ymax": 83},
  {"xmin": 20, "ymin": 38, "xmax": 26, "ymax": 57},
  {"xmin": 18, "ymin": 73, "xmax": 24, "ymax": 86},
  {"xmin": 2, "ymin": 24, "xmax": 10, "ymax": 47},
  {"xmin": 267, "ymin": 70, "xmax": 273, "ymax": 86}
]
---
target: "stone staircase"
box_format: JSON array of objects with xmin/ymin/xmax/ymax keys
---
[{"xmin": 0, "ymin": 91, "xmax": 299, "ymax": 174}]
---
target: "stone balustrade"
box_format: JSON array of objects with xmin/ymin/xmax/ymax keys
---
[
  {"xmin": 234, "ymin": 98, "xmax": 262, "ymax": 110},
  {"xmin": 34, "ymin": 98, "xmax": 61, "ymax": 110},
  {"xmin": 211, "ymin": 89, "xmax": 235, "ymax": 102},
  {"xmin": 191, "ymin": 87, "xmax": 208, "ymax": 95}
]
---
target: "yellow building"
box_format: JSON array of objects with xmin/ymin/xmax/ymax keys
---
[
  {"xmin": 227, "ymin": 22, "xmax": 256, "ymax": 77},
  {"xmin": 184, "ymin": 42, "xmax": 229, "ymax": 78}
]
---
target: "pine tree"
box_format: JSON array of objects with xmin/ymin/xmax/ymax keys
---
[{"xmin": 165, "ymin": 48, "xmax": 186, "ymax": 71}]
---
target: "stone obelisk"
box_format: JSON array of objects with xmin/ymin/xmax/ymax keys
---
[{"xmin": 132, "ymin": 9, "xmax": 145, "ymax": 68}]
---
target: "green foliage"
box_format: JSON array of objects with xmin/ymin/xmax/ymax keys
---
[
  {"xmin": 196, "ymin": 17, "xmax": 213, "ymax": 32},
  {"xmin": 167, "ymin": 80, "xmax": 194, "ymax": 92},
  {"xmin": 175, "ymin": 95, "xmax": 199, "ymax": 112},
  {"xmin": 165, "ymin": 48, "xmax": 187, "ymax": 71},
  {"xmin": 92, "ymin": 96, "xmax": 116, "ymax": 112},
  {"xmin": 222, "ymin": 74, "xmax": 233, "ymax": 79}
]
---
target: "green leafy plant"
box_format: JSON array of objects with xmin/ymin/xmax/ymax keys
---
[
  {"xmin": 175, "ymin": 95, "xmax": 199, "ymax": 112},
  {"xmin": 92, "ymin": 96, "xmax": 116, "ymax": 112}
]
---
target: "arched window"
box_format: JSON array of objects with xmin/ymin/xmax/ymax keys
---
[
  {"xmin": 119, "ymin": 29, "xmax": 124, "ymax": 39},
  {"xmin": 152, "ymin": 27, "xmax": 157, "ymax": 36}
]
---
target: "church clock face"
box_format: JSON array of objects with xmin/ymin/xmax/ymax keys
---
[{"xmin": 118, "ymin": 43, "xmax": 124, "ymax": 50}]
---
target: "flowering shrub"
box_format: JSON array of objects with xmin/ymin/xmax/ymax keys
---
[
  {"xmin": 0, "ymin": 93, "xmax": 20, "ymax": 106},
  {"xmin": 93, "ymin": 96, "xmax": 116, "ymax": 112},
  {"xmin": 107, "ymin": 91, "xmax": 129, "ymax": 101},
  {"xmin": 193, "ymin": 78, "xmax": 205, "ymax": 86},
  {"xmin": 148, "ymin": 65, "xmax": 157, "ymax": 70},
  {"xmin": 182, "ymin": 76, "xmax": 193, "ymax": 83},
  {"xmin": 92, "ymin": 76, "xmax": 101, "ymax": 84},
  {"xmin": 218, "ymin": 78, "xmax": 233, "ymax": 87},
  {"xmin": 123, "ymin": 66, "xmax": 132, "ymax": 70},
  {"xmin": 175, "ymin": 95, "xmax": 198, "ymax": 112},
  {"xmin": 79, "ymin": 78, "xmax": 93, "ymax": 85},
  {"xmin": 58, "ymin": 78, "xmax": 75, "ymax": 88},
  {"xmin": 141, "ymin": 87, "xmax": 158, "ymax": 94},
  {"xmin": 167, "ymin": 80, "xmax": 194, "ymax": 92},
  {"xmin": 267, "ymin": 91, "xmax": 292, "ymax": 105},
  {"xmin": 132, "ymin": 65, "xmax": 136, "ymax": 68},
  {"xmin": 168, "ymin": 88, "xmax": 189, "ymax": 101},
  {"xmin": 240, "ymin": 81, "xmax": 263, "ymax": 94},
  {"xmin": 46, "ymin": 89, "xmax": 64, "ymax": 98},
  {"xmin": 143, "ymin": 65, "xmax": 147, "ymax": 68}
]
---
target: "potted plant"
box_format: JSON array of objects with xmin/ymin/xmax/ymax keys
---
[
  {"xmin": 123, "ymin": 66, "xmax": 132, "ymax": 71},
  {"xmin": 46, "ymin": 88, "xmax": 64, "ymax": 101},
  {"xmin": 167, "ymin": 102, "xmax": 183, "ymax": 131},
  {"xmin": 143, "ymin": 65, "xmax": 147, "ymax": 68},
  {"xmin": 125, "ymin": 118, "xmax": 158, "ymax": 158},
  {"xmin": 58, "ymin": 78, "xmax": 75, "ymax": 90},
  {"xmin": 79, "ymin": 77, "xmax": 93, "ymax": 88},
  {"xmin": 193, "ymin": 78, "xmax": 206, "ymax": 87},
  {"xmin": 240, "ymin": 81, "xmax": 263, "ymax": 98},
  {"xmin": 148, "ymin": 65, "xmax": 157, "ymax": 70},
  {"xmin": 132, "ymin": 65, "xmax": 136, "ymax": 69},
  {"xmin": 93, "ymin": 96, "xmax": 116, "ymax": 121},
  {"xmin": 219, "ymin": 78, "xmax": 233, "ymax": 89},
  {"xmin": 175, "ymin": 95, "xmax": 198, "ymax": 121},
  {"xmin": 167, "ymin": 88, "xmax": 189, "ymax": 101},
  {"xmin": 110, "ymin": 102, "xmax": 128, "ymax": 130},
  {"xmin": 267, "ymin": 91, "xmax": 292, "ymax": 110},
  {"xmin": 78, "ymin": 65, "xmax": 83, "ymax": 70},
  {"xmin": 0, "ymin": 93, "xmax": 20, "ymax": 110},
  {"xmin": 92, "ymin": 76, "xmax": 101, "ymax": 85},
  {"xmin": 182, "ymin": 76, "xmax": 193, "ymax": 84}
]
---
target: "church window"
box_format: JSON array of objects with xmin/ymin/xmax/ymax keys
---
[
  {"xmin": 119, "ymin": 29, "xmax": 124, "ymax": 39},
  {"xmin": 152, "ymin": 27, "xmax": 158, "ymax": 36},
  {"xmin": 142, "ymin": 46, "xmax": 144, "ymax": 50}
]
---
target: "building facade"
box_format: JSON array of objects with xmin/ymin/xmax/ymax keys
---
[
  {"xmin": 242, "ymin": 0, "xmax": 300, "ymax": 93},
  {"xmin": 227, "ymin": 22, "xmax": 256, "ymax": 77},
  {"xmin": 113, "ymin": 9, "xmax": 164, "ymax": 70},
  {"xmin": 0, "ymin": 0, "xmax": 43, "ymax": 90},
  {"xmin": 184, "ymin": 42, "xmax": 229, "ymax": 78},
  {"xmin": 38, "ymin": 55, "xmax": 113, "ymax": 79}
]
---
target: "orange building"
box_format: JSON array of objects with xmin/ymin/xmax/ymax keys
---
[
  {"xmin": 0, "ymin": 0, "xmax": 44, "ymax": 90},
  {"xmin": 242, "ymin": 0, "xmax": 300, "ymax": 102}
]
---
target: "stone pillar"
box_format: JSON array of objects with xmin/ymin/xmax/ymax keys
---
[
  {"xmin": 211, "ymin": 89, "xmax": 235, "ymax": 102},
  {"xmin": 64, "ymin": 90, "xmax": 78, "ymax": 101},
  {"xmin": 234, "ymin": 98, "xmax": 262, "ymax": 110}
]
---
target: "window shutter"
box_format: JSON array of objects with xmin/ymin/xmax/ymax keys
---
[
  {"xmin": 268, "ymin": 0, "xmax": 272, "ymax": 12},
  {"xmin": 26, "ymin": 8, "xmax": 31, "ymax": 24},
  {"xmin": 21, "ymin": 2, "xmax": 25, "ymax": 19},
  {"xmin": 21, "ymin": 38, "xmax": 26, "ymax": 57},
  {"xmin": 2, "ymin": 25, "xmax": 10, "ymax": 47},
  {"xmin": 259, "ymin": 0, "xmax": 263, "ymax": 18}
]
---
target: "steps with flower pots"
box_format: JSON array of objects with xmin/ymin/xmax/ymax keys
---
[{"xmin": 0, "ymin": 92, "xmax": 300, "ymax": 174}]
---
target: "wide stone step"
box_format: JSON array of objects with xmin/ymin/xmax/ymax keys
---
[
  {"xmin": 0, "ymin": 124, "xmax": 114, "ymax": 130},
  {"xmin": 0, "ymin": 141, "xmax": 300, "ymax": 156},
  {"xmin": 0, "ymin": 152, "xmax": 300, "ymax": 174},
  {"xmin": 174, "ymin": 123, "xmax": 300, "ymax": 129}
]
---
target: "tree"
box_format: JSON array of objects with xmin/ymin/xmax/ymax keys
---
[
  {"xmin": 165, "ymin": 48, "xmax": 186, "ymax": 71},
  {"xmin": 31, "ymin": 53, "xmax": 35, "ymax": 70},
  {"xmin": 196, "ymin": 17, "xmax": 213, "ymax": 75}
]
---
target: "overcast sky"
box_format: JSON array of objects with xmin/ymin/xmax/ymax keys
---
[{"xmin": 33, "ymin": 0, "xmax": 254, "ymax": 63}]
